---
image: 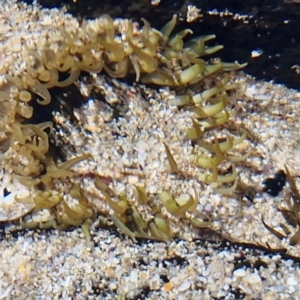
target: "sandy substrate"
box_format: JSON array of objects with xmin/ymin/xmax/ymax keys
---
[{"xmin": 1, "ymin": 225, "xmax": 300, "ymax": 300}]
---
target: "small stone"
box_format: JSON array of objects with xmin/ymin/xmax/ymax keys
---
[
  {"xmin": 135, "ymin": 140, "xmax": 149, "ymax": 151},
  {"xmin": 287, "ymin": 276, "xmax": 297, "ymax": 286},
  {"xmin": 109, "ymin": 282, "xmax": 117, "ymax": 291},
  {"xmin": 128, "ymin": 175, "xmax": 139, "ymax": 185},
  {"xmin": 129, "ymin": 270, "xmax": 138, "ymax": 284},
  {"xmin": 233, "ymin": 268, "xmax": 246, "ymax": 278},
  {"xmin": 163, "ymin": 281, "xmax": 174, "ymax": 292},
  {"xmin": 178, "ymin": 280, "xmax": 191, "ymax": 292},
  {"xmin": 247, "ymin": 273, "xmax": 261, "ymax": 284},
  {"xmin": 10, "ymin": 38, "xmax": 22, "ymax": 52}
]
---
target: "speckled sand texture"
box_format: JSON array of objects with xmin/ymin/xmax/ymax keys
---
[{"xmin": 1, "ymin": 227, "xmax": 300, "ymax": 300}]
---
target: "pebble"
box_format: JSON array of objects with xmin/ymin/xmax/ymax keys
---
[
  {"xmin": 247, "ymin": 273, "xmax": 262, "ymax": 284},
  {"xmin": 163, "ymin": 281, "xmax": 174, "ymax": 292},
  {"xmin": 233, "ymin": 268, "xmax": 246, "ymax": 278},
  {"xmin": 287, "ymin": 276, "xmax": 297, "ymax": 286},
  {"xmin": 128, "ymin": 175, "xmax": 139, "ymax": 185},
  {"xmin": 178, "ymin": 280, "xmax": 191, "ymax": 292},
  {"xmin": 129, "ymin": 270, "xmax": 138, "ymax": 284}
]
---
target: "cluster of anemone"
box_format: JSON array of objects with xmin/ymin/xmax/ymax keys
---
[
  {"xmin": 0, "ymin": 12, "xmax": 248, "ymax": 241},
  {"xmin": 93, "ymin": 174, "xmax": 213, "ymax": 242}
]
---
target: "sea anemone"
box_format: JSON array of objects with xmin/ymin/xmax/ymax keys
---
[{"xmin": 0, "ymin": 3, "xmax": 248, "ymax": 242}]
